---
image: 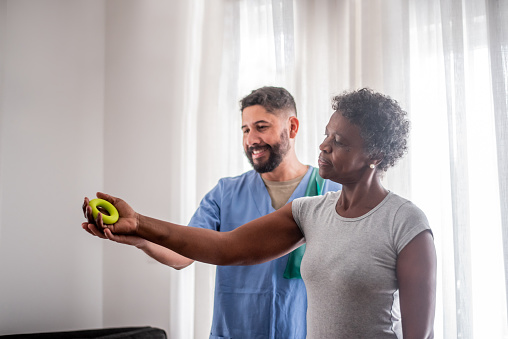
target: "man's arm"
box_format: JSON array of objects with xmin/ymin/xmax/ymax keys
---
[
  {"xmin": 396, "ymin": 230, "xmax": 436, "ymax": 339},
  {"xmin": 85, "ymin": 192, "xmax": 304, "ymax": 266},
  {"xmin": 134, "ymin": 240, "xmax": 194, "ymax": 269}
]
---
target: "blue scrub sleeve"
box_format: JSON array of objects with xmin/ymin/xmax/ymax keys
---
[{"xmin": 188, "ymin": 181, "xmax": 222, "ymax": 231}]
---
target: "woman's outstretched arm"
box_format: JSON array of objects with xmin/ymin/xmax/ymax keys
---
[{"xmin": 83, "ymin": 192, "xmax": 305, "ymax": 266}]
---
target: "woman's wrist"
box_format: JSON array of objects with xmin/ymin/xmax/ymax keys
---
[{"xmin": 135, "ymin": 212, "xmax": 141, "ymax": 234}]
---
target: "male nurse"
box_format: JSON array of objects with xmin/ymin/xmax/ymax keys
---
[{"xmin": 84, "ymin": 86, "xmax": 341, "ymax": 339}]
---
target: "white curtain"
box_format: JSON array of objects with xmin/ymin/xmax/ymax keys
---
[{"xmin": 174, "ymin": 0, "xmax": 508, "ymax": 338}]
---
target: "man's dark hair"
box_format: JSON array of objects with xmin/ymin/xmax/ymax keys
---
[
  {"xmin": 332, "ymin": 88, "xmax": 410, "ymax": 172},
  {"xmin": 240, "ymin": 86, "xmax": 297, "ymax": 117}
]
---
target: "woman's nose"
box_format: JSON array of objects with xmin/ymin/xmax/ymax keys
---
[{"xmin": 319, "ymin": 138, "xmax": 331, "ymax": 153}]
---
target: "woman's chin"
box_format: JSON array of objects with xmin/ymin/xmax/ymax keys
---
[{"xmin": 318, "ymin": 167, "xmax": 331, "ymax": 180}]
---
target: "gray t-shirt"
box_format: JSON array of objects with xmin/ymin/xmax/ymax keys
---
[{"xmin": 292, "ymin": 190, "xmax": 431, "ymax": 339}]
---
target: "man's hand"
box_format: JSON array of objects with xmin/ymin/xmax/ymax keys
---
[
  {"xmin": 81, "ymin": 192, "xmax": 139, "ymax": 236},
  {"xmin": 103, "ymin": 230, "xmax": 149, "ymax": 248},
  {"xmin": 82, "ymin": 218, "xmax": 148, "ymax": 248}
]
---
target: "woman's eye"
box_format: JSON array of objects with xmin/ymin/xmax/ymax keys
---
[{"xmin": 333, "ymin": 136, "xmax": 342, "ymax": 144}]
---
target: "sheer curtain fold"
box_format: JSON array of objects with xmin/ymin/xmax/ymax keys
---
[
  {"xmin": 170, "ymin": 1, "xmax": 204, "ymax": 337},
  {"xmin": 271, "ymin": 0, "xmax": 295, "ymax": 84},
  {"xmin": 487, "ymin": 1, "xmax": 508, "ymax": 324},
  {"xmin": 377, "ymin": 0, "xmax": 412, "ymax": 198},
  {"xmin": 439, "ymin": 0, "xmax": 474, "ymax": 337}
]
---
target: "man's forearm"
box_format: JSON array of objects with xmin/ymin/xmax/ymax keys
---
[
  {"xmin": 135, "ymin": 214, "xmax": 236, "ymax": 266},
  {"xmin": 138, "ymin": 240, "xmax": 194, "ymax": 270}
]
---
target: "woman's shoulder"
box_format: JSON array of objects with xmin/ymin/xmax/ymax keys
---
[
  {"xmin": 296, "ymin": 190, "xmax": 341, "ymax": 203},
  {"xmin": 292, "ymin": 190, "xmax": 341, "ymax": 212},
  {"xmin": 386, "ymin": 193, "xmax": 428, "ymax": 220},
  {"xmin": 384, "ymin": 193, "xmax": 432, "ymax": 253}
]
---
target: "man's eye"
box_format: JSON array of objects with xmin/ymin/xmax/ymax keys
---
[{"xmin": 258, "ymin": 126, "xmax": 268, "ymax": 130}]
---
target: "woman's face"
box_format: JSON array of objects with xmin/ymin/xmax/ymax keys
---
[{"xmin": 318, "ymin": 111, "xmax": 372, "ymax": 184}]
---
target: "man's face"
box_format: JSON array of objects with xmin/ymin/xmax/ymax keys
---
[{"xmin": 241, "ymin": 105, "xmax": 291, "ymax": 173}]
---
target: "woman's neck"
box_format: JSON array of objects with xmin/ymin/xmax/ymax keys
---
[{"xmin": 336, "ymin": 179, "xmax": 388, "ymax": 218}]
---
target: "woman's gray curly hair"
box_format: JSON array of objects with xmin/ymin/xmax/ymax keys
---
[{"xmin": 332, "ymin": 88, "xmax": 410, "ymax": 172}]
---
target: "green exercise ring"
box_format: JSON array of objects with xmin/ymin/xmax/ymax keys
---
[{"xmin": 89, "ymin": 198, "xmax": 119, "ymax": 224}]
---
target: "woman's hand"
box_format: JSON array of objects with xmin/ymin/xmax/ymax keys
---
[{"xmin": 82, "ymin": 192, "xmax": 139, "ymax": 236}]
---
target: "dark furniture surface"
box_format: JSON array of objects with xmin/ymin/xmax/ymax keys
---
[{"xmin": 0, "ymin": 326, "xmax": 166, "ymax": 339}]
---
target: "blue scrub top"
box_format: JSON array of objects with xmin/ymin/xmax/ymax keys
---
[{"xmin": 189, "ymin": 166, "xmax": 341, "ymax": 339}]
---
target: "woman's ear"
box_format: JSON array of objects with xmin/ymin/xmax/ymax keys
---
[{"xmin": 369, "ymin": 152, "xmax": 384, "ymax": 167}]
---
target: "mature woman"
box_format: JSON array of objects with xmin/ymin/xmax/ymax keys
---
[{"xmin": 83, "ymin": 88, "xmax": 436, "ymax": 338}]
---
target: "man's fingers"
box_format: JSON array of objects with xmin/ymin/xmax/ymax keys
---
[
  {"xmin": 104, "ymin": 228, "xmax": 113, "ymax": 240},
  {"xmin": 82, "ymin": 222, "xmax": 107, "ymax": 239},
  {"xmin": 90, "ymin": 223, "xmax": 107, "ymax": 238},
  {"xmin": 82, "ymin": 222, "xmax": 93, "ymax": 235}
]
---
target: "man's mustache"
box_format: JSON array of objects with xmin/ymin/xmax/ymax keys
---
[{"xmin": 247, "ymin": 145, "xmax": 271, "ymax": 154}]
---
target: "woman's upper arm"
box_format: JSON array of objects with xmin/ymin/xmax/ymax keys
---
[
  {"xmin": 226, "ymin": 202, "xmax": 304, "ymax": 265},
  {"xmin": 397, "ymin": 229, "xmax": 437, "ymax": 339}
]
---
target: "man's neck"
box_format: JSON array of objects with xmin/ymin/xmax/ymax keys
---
[{"xmin": 260, "ymin": 155, "xmax": 308, "ymax": 182}]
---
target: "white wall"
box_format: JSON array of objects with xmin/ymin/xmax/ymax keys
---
[
  {"xmin": 0, "ymin": 0, "xmax": 105, "ymax": 334},
  {"xmin": 0, "ymin": 0, "xmax": 203, "ymax": 336},
  {"xmin": 102, "ymin": 0, "xmax": 192, "ymax": 336}
]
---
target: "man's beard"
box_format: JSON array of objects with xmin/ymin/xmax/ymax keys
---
[{"xmin": 245, "ymin": 130, "xmax": 290, "ymax": 173}]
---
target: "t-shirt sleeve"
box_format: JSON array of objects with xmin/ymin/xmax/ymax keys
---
[
  {"xmin": 392, "ymin": 201, "xmax": 432, "ymax": 254},
  {"xmin": 291, "ymin": 197, "xmax": 306, "ymax": 237}
]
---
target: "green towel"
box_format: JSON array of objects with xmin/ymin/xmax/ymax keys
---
[{"xmin": 283, "ymin": 167, "xmax": 325, "ymax": 279}]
